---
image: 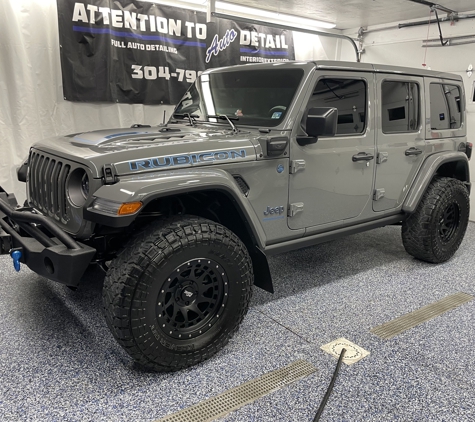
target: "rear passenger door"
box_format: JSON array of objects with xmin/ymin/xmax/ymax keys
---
[{"xmin": 373, "ymin": 74, "xmax": 426, "ymax": 212}]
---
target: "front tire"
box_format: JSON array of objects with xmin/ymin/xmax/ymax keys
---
[
  {"xmin": 102, "ymin": 216, "xmax": 253, "ymax": 372},
  {"xmin": 402, "ymin": 177, "xmax": 469, "ymax": 263}
]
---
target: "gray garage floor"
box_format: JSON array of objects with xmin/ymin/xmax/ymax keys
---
[{"xmin": 1, "ymin": 223, "xmax": 475, "ymax": 421}]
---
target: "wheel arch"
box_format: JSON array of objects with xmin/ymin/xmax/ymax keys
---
[
  {"xmin": 90, "ymin": 169, "xmax": 274, "ymax": 293},
  {"xmin": 403, "ymin": 152, "xmax": 471, "ymax": 214},
  {"xmin": 140, "ymin": 188, "xmax": 274, "ymax": 292}
]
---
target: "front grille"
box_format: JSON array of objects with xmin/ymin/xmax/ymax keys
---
[{"xmin": 28, "ymin": 151, "xmax": 71, "ymax": 222}]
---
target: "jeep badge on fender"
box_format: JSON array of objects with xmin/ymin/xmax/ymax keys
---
[{"xmin": 264, "ymin": 206, "xmax": 285, "ymax": 216}]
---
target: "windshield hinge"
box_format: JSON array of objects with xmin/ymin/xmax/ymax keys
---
[
  {"xmin": 102, "ymin": 164, "xmax": 118, "ymax": 185},
  {"xmin": 290, "ymin": 160, "xmax": 306, "ymax": 174}
]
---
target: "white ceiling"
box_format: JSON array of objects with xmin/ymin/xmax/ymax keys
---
[{"xmin": 224, "ymin": 0, "xmax": 475, "ymax": 30}]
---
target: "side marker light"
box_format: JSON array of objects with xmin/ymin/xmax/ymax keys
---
[{"xmin": 118, "ymin": 202, "xmax": 143, "ymax": 215}]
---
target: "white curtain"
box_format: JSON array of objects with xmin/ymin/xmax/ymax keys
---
[{"xmin": 0, "ymin": 0, "xmax": 173, "ymax": 203}]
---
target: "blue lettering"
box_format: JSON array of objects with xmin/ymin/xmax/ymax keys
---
[
  {"xmin": 198, "ymin": 152, "xmax": 214, "ymax": 162},
  {"xmin": 229, "ymin": 149, "xmax": 246, "ymax": 159},
  {"xmin": 173, "ymin": 155, "xmax": 191, "ymax": 165},
  {"xmin": 129, "ymin": 160, "xmax": 152, "ymax": 170},
  {"xmin": 214, "ymin": 152, "xmax": 229, "ymax": 160},
  {"xmin": 129, "ymin": 149, "xmax": 247, "ymax": 171},
  {"xmin": 151, "ymin": 157, "xmax": 171, "ymax": 168}
]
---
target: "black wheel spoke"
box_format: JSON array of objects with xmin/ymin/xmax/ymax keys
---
[
  {"xmin": 188, "ymin": 303, "xmax": 205, "ymax": 319},
  {"xmin": 438, "ymin": 201, "xmax": 460, "ymax": 242}
]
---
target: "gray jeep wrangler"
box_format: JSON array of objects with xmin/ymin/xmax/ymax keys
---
[{"xmin": 0, "ymin": 61, "xmax": 472, "ymax": 371}]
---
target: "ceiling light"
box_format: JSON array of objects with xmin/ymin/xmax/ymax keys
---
[
  {"xmin": 150, "ymin": 0, "xmax": 336, "ymax": 30},
  {"xmin": 215, "ymin": 2, "xmax": 336, "ymax": 29}
]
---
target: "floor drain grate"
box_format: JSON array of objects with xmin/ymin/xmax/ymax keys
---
[
  {"xmin": 155, "ymin": 360, "xmax": 316, "ymax": 422},
  {"xmin": 320, "ymin": 338, "xmax": 370, "ymax": 365},
  {"xmin": 371, "ymin": 292, "xmax": 473, "ymax": 340}
]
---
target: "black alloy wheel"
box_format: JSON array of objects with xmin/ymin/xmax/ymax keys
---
[
  {"xmin": 438, "ymin": 202, "xmax": 461, "ymax": 243},
  {"xmin": 157, "ymin": 258, "xmax": 228, "ymax": 340},
  {"xmin": 402, "ymin": 177, "xmax": 469, "ymax": 263},
  {"xmin": 102, "ymin": 215, "xmax": 253, "ymax": 372}
]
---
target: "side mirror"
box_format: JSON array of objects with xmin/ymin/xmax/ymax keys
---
[{"xmin": 298, "ymin": 107, "xmax": 338, "ymax": 146}]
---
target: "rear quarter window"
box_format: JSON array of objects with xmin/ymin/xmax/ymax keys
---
[{"xmin": 429, "ymin": 83, "xmax": 462, "ymax": 130}]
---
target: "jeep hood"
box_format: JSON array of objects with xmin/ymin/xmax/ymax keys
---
[{"xmin": 32, "ymin": 126, "xmax": 259, "ymax": 177}]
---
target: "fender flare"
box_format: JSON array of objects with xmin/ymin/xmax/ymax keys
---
[
  {"xmin": 402, "ymin": 151, "xmax": 470, "ymax": 214},
  {"xmin": 86, "ymin": 168, "xmax": 275, "ymax": 293}
]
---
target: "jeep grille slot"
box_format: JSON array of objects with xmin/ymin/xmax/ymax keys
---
[{"xmin": 29, "ymin": 151, "xmax": 71, "ymax": 221}]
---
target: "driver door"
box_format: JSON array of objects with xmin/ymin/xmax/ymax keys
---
[{"xmin": 288, "ymin": 72, "xmax": 375, "ymax": 230}]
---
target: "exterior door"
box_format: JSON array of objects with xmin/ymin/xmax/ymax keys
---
[
  {"xmin": 288, "ymin": 72, "xmax": 375, "ymax": 230},
  {"xmin": 373, "ymin": 74, "xmax": 426, "ymax": 212}
]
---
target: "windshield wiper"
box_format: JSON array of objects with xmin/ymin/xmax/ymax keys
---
[
  {"xmin": 206, "ymin": 114, "xmax": 239, "ymax": 133},
  {"xmin": 172, "ymin": 113, "xmax": 199, "ymax": 127}
]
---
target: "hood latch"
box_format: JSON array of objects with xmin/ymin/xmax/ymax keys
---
[{"xmin": 103, "ymin": 164, "xmax": 118, "ymax": 185}]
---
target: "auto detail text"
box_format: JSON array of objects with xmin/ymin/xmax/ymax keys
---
[{"xmin": 72, "ymin": 2, "xmax": 292, "ymax": 65}]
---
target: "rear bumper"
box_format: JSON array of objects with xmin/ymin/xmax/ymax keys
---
[{"xmin": 0, "ymin": 188, "xmax": 96, "ymax": 286}]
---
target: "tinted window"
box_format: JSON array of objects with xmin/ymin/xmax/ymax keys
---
[
  {"xmin": 209, "ymin": 69, "xmax": 303, "ymax": 127},
  {"xmin": 175, "ymin": 69, "xmax": 304, "ymax": 127},
  {"xmin": 306, "ymin": 78, "xmax": 366, "ymax": 135},
  {"xmin": 430, "ymin": 83, "xmax": 462, "ymax": 130},
  {"xmin": 382, "ymin": 81, "xmax": 420, "ymax": 133}
]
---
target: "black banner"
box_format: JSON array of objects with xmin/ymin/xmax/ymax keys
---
[{"xmin": 57, "ymin": 0, "xmax": 295, "ymax": 104}]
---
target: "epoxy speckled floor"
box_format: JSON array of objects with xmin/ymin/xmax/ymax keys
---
[{"xmin": 1, "ymin": 224, "xmax": 475, "ymax": 421}]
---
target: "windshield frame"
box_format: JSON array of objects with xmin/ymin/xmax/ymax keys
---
[{"xmin": 171, "ymin": 63, "xmax": 314, "ymax": 130}]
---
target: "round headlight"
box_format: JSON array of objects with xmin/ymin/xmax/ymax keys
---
[{"xmin": 67, "ymin": 169, "xmax": 89, "ymax": 207}]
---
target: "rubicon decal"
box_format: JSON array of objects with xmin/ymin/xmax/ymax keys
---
[{"xmin": 129, "ymin": 149, "xmax": 247, "ymax": 171}]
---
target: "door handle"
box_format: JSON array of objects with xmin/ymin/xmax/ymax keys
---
[
  {"xmin": 352, "ymin": 152, "xmax": 374, "ymax": 162},
  {"xmin": 405, "ymin": 147, "xmax": 423, "ymax": 156}
]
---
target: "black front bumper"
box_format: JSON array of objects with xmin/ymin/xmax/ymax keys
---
[{"xmin": 0, "ymin": 188, "xmax": 96, "ymax": 286}]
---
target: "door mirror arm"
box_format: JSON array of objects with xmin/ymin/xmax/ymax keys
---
[{"xmin": 297, "ymin": 136, "xmax": 318, "ymax": 146}]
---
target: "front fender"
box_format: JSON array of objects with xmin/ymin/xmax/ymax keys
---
[
  {"xmin": 403, "ymin": 151, "xmax": 470, "ymax": 214},
  {"xmin": 85, "ymin": 168, "xmax": 266, "ymax": 249}
]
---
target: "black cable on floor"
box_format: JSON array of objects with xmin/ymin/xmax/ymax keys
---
[{"xmin": 313, "ymin": 348, "xmax": 346, "ymax": 422}]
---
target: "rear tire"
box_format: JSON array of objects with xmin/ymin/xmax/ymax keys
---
[
  {"xmin": 402, "ymin": 177, "xmax": 469, "ymax": 263},
  {"xmin": 102, "ymin": 215, "xmax": 253, "ymax": 372}
]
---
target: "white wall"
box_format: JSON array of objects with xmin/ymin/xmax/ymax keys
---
[
  {"xmin": 0, "ymin": 0, "xmax": 173, "ymax": 203},
  {"xmin": 341, "ymin": 13, "xmax": 475, "ymax": 219}
]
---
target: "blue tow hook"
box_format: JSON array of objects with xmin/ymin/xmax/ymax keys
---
[{"xmin": 11, "ymin": 250, "xmax": 22, "ymax": 272}]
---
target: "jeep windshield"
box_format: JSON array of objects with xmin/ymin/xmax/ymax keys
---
[{"xmin": 173, "ymin": 68, "xmax": 304, "ymax": 128}]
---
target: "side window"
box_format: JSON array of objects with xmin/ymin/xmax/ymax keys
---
[
  {"xmin": 430, "ymin": 83, "xmax": 462, "ymax": 130},
  {"xmin": 381, "ymin": 81, "xmax": 420, "ymax": 133},
  {"xmin": 307, "ymin": 78, "xmax": 367, "ymax": 135}
]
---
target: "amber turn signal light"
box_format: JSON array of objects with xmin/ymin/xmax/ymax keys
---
[{"xmin": 117, "ymin": 202, "xmax": 143, "ymax": 215}]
